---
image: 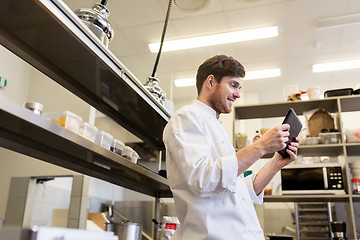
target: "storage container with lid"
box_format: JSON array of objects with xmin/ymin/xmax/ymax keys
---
[
  {"xmin": 122, "ymin": 146, "xmax": 133, "ymax": 160},
  {"xmin": 319, "ymin": 132, "xmax": 340, "ymax": 144},
  {"xmin": 352, "ymin": 178, "xmax": 360, "ymax": 194},
  {"xmin": 43, "ymin": 111, "xmax": 82, "ymax": 134},
  {"xmin": 23, "ymin": 101, "xmax": 43, "ymax": 115},
  {"xmin": 131, "ymin": 150, "xmax": 140, "ymax": 164},
  {"xmin": 95, "ymin": 131, "xmax": 113, "ymax": 149},
  {"xmin": 79, "ymin": 122, "xmax": 98, "ymax": 142},
  {"xmin": 110, "ymin": 139, "xmax": 125, "ymax": 155}
]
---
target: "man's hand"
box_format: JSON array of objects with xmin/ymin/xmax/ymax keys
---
[{"xmin": 255, "ymin": 124, "xmax": 291, "ymax": 155}]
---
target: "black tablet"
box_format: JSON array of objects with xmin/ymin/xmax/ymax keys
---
[{"xmin": 277, "ymin": 108, "xmax": 302, "ymax": 158}]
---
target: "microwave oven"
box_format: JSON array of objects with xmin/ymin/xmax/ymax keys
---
[{"xmin": 281, "ymin": 163, "xmax": 345, "ymax": 195}]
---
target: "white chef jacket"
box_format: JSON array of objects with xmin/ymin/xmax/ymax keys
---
[{"xmin": 163, "ymin": 100, "xmax": 265, "ymax": 240}]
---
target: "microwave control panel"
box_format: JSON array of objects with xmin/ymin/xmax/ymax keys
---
[{"xmin": 327, "ymin": 167, "xmax": 344, "ymax": 189}]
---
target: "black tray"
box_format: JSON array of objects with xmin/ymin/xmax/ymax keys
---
[{"xmin": 324, "ymin": 88, "xmax": 353, "ymax": 98}]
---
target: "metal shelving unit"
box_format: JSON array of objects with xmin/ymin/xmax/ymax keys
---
[
  {"xmin": 0, "ymin": 0, "xmax": 175, "ymax": 202},
  {"xmin": 234, "ymin": 95, "xmax": 360, "ymax": 239}
]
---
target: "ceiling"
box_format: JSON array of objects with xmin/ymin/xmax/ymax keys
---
[{"xmin": 63, "ymin": 0, "xmax": 360, "ymax": 106}]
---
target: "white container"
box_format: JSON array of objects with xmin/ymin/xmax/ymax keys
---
[
  {"xmin": 95, "ymin": 131, "xmax": 113, "ymax": 149},
  {"xmin": 122, "ymin": 146, "xmax": 133, "ymax": 160},
  {"xmin": 307, "ymin": 86, "xmax": 321, "ymax": 100},
  {"xmin": 110, "ymin": 139, "xmax": 125, "ymax": 155},
  {"xmin": 79, "ymin": 122, "xmax": 98, "ymax": 142},
  {"xmin": 131, "ymin": 150, "xmax": 140, "ymax": 164},
  {"xmin": 43, "ymin": 111, "xmax": 82, "ymax": 134},
  {"xmin": 345, "ymin": 129, "xmax": 360, "ymax": 143}
]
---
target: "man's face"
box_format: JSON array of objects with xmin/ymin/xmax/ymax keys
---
[{"xmin": 208, "ymin": 76, "xmax": 242, "ymax": 117}]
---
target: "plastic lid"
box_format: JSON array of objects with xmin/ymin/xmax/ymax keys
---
[
  {"xmin": 351, "ymin": 178, "xmax": 360, "ymax": 182},
  {"xmin": 96, "ymin": 130, "xmax": 113, "ymax": 139},
  {"xmin": 111, "ymin": 139, "xmax": 125, "ymax": 147},
  {"xmin": 43, "ymin": 111, "xmax": 83, "ymax": 121}
]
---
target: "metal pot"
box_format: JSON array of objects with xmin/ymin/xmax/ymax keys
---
[{"xmin": 106, "ymin": 222, "xmax": 142, "ymax": 240}]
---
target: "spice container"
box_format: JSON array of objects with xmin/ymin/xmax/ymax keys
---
[
  {"xmin": 352, "ymin": 178, "xmax": 360, "ymax": 194},
  {"xmin": 131, "ymin": 150, "xmax": 140, "ymax": 164},
  {"xmin": 122, "ymin": 146, "xmax": 133, "ymax": 160},
  {"xmin": 79, "ymin": 122, "xmax": 98, "ymax": 142},
  {"xmin": 23, "ymin": 102, "xmax": 43, "ymax": 115},
  {"xmin": 110, "ymin": 139, "xmax": 125, "ymax": 155},
  {"xmin": 43, "ymin": 111, "xmax": 82, "ymax": 134},
  {"xmin": 95, "ymin": 131, "xmax": 113, "ymax": 149}
]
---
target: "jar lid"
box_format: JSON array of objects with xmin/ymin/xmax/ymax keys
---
[
  {"xmin": 23, "ymin": 101, "xmax": 43, "ymax": 111},
  {"xmin": 351, "ymin": 178, "xmax": 360, "ymax": 182}
]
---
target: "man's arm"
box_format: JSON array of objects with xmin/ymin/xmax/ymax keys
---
[{"xmin": 253, "ymin": 140, "xmax": 299, "ymax": 195}]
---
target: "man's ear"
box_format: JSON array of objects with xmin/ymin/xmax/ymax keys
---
[{"xmin": 205, "ymin": 74, "xmax": 216, "ymax": 90}]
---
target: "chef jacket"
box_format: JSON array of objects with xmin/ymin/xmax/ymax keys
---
[{"xmin": 163, "ymin": 100, "xmax": 265, "ymax": 240}]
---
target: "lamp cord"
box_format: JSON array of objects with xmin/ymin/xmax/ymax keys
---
[{"xmin": 151, "ymin": 0, "xmax": 173, "ymax": 78}]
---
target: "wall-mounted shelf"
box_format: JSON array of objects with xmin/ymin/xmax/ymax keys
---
[
  {"xmin": 0, "ymin": 96, "xmax": 172, "ymax": 198},
  {"xmin": 264, "ymin": 195, "xmax": 350, "ymax": 203},
  {"xmin": 0, "ymin": 0, "xmax": 169, "ymax": 149}
]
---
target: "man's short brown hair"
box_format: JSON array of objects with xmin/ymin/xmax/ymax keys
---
[{"xmin": 196, "ymin": 55, "xmax": 245, "ymax": 95}]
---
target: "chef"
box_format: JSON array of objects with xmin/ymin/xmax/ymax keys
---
[{"xmin": 163, "ymin": 55, "xmax": 299, "ymax": 240}]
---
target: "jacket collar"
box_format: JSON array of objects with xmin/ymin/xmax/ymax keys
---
[{"xmin": 193, "ymin": 100, "xmax": 218, "ymax": 119}]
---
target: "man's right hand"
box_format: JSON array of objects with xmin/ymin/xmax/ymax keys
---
[{"xmin": 255, "ymin": 124, "xmax": 290, "ymax": 155}]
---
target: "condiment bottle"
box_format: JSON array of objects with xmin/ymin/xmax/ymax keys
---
[
  {"xmin": 253, "ymin": 130, "xmax": 261, "ymax": 143},
  {"xmin": 351, "ymin": 178, "xmax": 360, "ymax": 194}
]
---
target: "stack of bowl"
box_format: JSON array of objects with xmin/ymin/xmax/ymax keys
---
[{"xmin": 350, "ymin": 160, "xmax": 360, "ymax": 178}]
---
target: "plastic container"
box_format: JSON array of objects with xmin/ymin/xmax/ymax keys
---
[
  {"xmin": 345, "ymin": 129, "xmax": 360, "ymax": 143},
  {"xmin": 131, "ymin": 150, "xmax": 140, "ymax": 164},
  {"xmin": 302, "ymin": 137, "xmax": 320, "ymax": 145},
  {"xmin": 95, "ymin": 131, "xmax": 113, "ymax": 149},
  {"xmin": 43, "ymin": 111, "xmax": 82, "ymax": 134},
  {"xmin": 319, "ymin": 132, "xmax": 340, "ymax": 144},
  {"xmin": 23, "ymin": 101, "xmax": 43, "ymax": 115},
  {"xmin": 110, "ymin": 139, "xmax": 125, "ymax": 155},
  {"xmin": 122, "ymin": 146, "xmax": 133, "ymax": 160},
  {"xmin": 79, "ymin": 122, "xmax": 98, "ymax": 142},
  {"xmin": 352, "ymin": 178, "xmax": 360, "ymax": 194}
]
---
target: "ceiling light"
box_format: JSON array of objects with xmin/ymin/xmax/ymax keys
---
[
  {"xmin": 174, "ymin": 78, "xmax": 196, "ymax": 87},
  {"xmin": 317, "ymin": 13, "xmax": 360, "ymax": 29},
  {"xmin": 174, "ymin": 68, "xmax": 281, "ymax": 87},
  {"xmin": 312, "ymin": 59, "xmax": 360, "ymax": 72},
  {"xmin": 243, "ymin": 68, "xmax": 281, "ymax": 80},
  {"xmin": 148, "ymin": 26, "xmax": 278, "ymax": 53}
]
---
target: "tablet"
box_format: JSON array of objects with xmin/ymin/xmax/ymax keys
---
[{"xmin": 277, "ymin": 108, "xmax": 302, "ymax": 158}]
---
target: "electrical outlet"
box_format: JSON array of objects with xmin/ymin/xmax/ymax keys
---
[{"xmin": 0, "ymin": 76, "xmax": 7, "ymax": 88}]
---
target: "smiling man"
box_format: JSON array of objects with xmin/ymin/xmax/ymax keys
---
[{"xmin": 163, "ymin": 55, "xmax": 299, "ymax": 240}]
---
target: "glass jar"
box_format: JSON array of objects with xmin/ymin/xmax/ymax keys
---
[{"xmin": 352, "ymin": 178, "xmax": 360, "ymax": 194}]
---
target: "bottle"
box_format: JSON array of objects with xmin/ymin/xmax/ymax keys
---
[{"xmin": 253, "ymin": 130, "xmax": 261, "ymax": 143}]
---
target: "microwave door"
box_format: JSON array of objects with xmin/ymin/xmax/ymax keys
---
[
  {"xmin": 281, "ymin": 168, "xmax": 326, "ymax": 193},
  {"xmin": 323, "ymin": 167, "xmax": 328, "ymax": 189}
]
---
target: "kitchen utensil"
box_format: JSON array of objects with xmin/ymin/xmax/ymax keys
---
[
  {"xmin": 331, "ymin": 221, "xmax": 346, "ymax": 239},
  {"xmin": 101, "ymin": 212, "xmax": 111, "ymax": 224}
]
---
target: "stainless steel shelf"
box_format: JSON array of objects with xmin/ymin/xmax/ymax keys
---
[
  {"xmin": 235, "ymin": 98, "xmax": 339, "ymax": 119},
  {"xmin": 0, "ymin": 96, "xmax": 172, "ymax": 198},
  {"xmin": 263, "ymin": 195, "xmax": 350, "ymax": 202},
  {"xmin": 0, "ymin": 0, "xmax": 169, "ymax": 149}
]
